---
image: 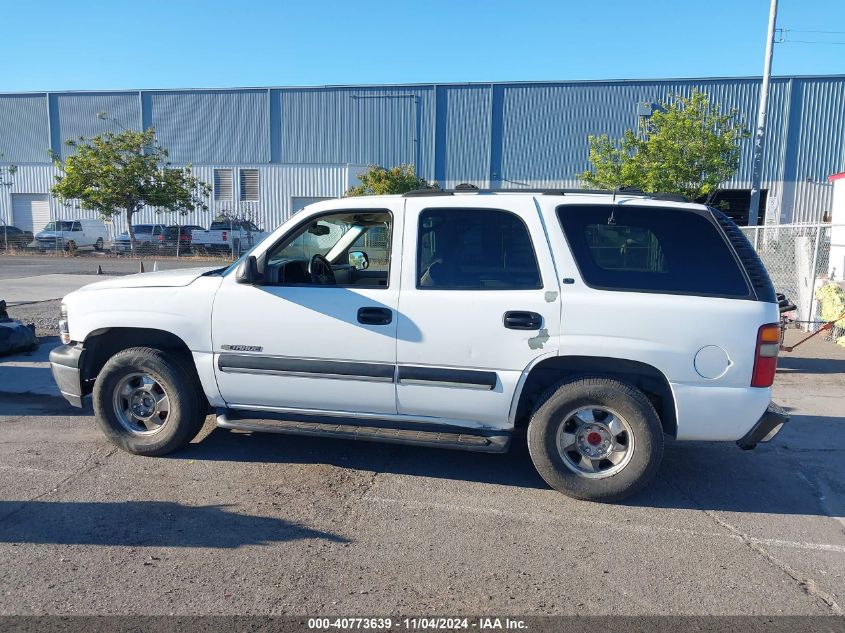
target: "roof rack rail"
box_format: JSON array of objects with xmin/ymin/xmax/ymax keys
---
[
  {"xmin": 540, "ymin": 188, "xmax": 613, "ymax": 196},
  {"xmin": 648, "ymin": 192, "xmax": 690, "ymax": 202},
  {"xmin": 402, "ymin": 188, "xmax": 453, "ymax": 197},
  {"xmin": 401, "ymin": 186, "xmax": 691, "ymax": 202}
]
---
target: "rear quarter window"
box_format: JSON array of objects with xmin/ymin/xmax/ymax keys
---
[{"xmin": 557, "ymin": 205, "xmax": 751, "ymax": 299}]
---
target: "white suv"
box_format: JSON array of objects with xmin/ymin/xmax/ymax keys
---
[{"xmin": 49, "ymin": 188, "xmax": 787, "ymax": 501}]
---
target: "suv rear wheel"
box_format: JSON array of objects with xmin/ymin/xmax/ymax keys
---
[
  {"xmin": 92, "ymin": 347, "xmax": 207, "ymax": 456},
  {"xmin": 527, "ymin": 377, "xmax": 663, "ymax": 502}
]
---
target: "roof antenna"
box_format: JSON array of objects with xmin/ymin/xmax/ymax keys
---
[{"xmin": 608, "ymin": 187, "xmax": 618, "ymax": 225}]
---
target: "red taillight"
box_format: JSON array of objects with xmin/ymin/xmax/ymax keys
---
[
  {"xmin": 222, "ymin": 231, "xmax": 228, "ymax": 241},
  {"xmin": 751, "ymin": 323, "xmax": 780, "ymax": 387},
  {"xmin": 158, "ymin": 234, "xmax": 164, "ymax": 241}
]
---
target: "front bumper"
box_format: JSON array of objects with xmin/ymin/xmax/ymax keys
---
[
  {"xmin": 37, "ymin": 238, "xmax": 65, "ymax": 249},
  {"xmin": 736, "ymin": 401, "xmax": 789, "ymax": 450},
  {"xmin": 49, "ymin": 343, "xmax": 85, "ymax": 408}
]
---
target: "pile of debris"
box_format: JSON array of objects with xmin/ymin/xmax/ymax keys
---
[{"xmin": 0, "ymin": 300, "xmax": 38, "ymax": 355}]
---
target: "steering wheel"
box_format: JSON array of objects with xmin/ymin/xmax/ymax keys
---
[{"xmin": 309, "ymin": 253, "xmax": 336, "ymax": 285}]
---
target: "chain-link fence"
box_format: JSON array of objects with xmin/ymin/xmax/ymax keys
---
[
  {"xmin": 2, "ymin": 220, "xmax": 265, "ymax": 263},
  {"xmin": 742, "ymin": 223, "xmax": 843, "ymax": 342}
]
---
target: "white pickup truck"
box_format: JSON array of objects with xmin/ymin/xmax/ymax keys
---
[
  {"xmin": 50, "ymin": 188, "xmax": 788, "ymax": 502},
  {"xmin": 190, "ymin": 220, "xmax": 269, "ymax": 254}
]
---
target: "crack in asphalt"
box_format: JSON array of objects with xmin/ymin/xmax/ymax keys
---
[
  {"xmin": 702, "ymin": 509, "xmax": 844, "ymax": 615},
  {"xmin": 0, "ymin": 443, "xmax": 116, "ymax": 526},
  {"xmin": 662, "ymin": 479, "xmax": 844, "ymax": 615}
]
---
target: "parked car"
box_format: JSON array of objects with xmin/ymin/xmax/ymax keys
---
[
  {"xmin": 36, "ymin": 219, "xmax": 109, "ymax": 252},
  {"xmin": 0, "ymin": 225, "xmax": 34, "ymax": 249},
  {"xmin": 164, "ymin": 224, "xmax": 205, "ymax": 251},
  {"xmin": 49, "ymin": 189, "xmax": 787, "ymax": 502},
  {"xmin": 191, "ymin": 220, "xmax": 270, "ymax": 255},
  {"xmin": 114, "ymin": 224, "xmax": 168, "ymax": 254}
]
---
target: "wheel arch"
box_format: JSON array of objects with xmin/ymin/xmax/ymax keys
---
[
  {"xmin": 80, "ymin": 327, "xmax": 200, "ymax": 399},
  {"xmin": 512, "ymin": 355, "xmax": 678, "ymax": 437}
]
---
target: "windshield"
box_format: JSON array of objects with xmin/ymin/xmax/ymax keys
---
[{"xmin": 43, "ymin": 221, "xmax": 74, "ymax": 232}]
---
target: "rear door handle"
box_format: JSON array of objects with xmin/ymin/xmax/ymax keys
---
[
  {"xmin": 503, "ymin": 311, "xmax": 542, "ymax": 330},
  {"xmin": 357, "ymin": 307, "xmax": 393, "ymax": 325}
]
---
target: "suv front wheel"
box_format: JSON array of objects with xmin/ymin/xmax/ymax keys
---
[
  {"xmin": 93, "ymin": 347, "xmax": 207, "ymax": 456},
  {"xmin": 527, "ymin": 377, "xmax": 664, "ymax": 502}
]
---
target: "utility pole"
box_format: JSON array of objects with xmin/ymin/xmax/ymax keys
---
[{"xmin": 748, "ymin": 0, "xmax": 778, "ymax": 226}]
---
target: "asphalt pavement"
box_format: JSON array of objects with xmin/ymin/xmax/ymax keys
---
[
  {"xmin": 0, "ymin": 328, "xmax": 843, "ymax": 616},
  {"xmin": 0, "ymin": 253, "xmax": 224, "ymax": 281},
  {"xmin": 0, "ymin": 254, "xmax": 227, "ymax": 305}
]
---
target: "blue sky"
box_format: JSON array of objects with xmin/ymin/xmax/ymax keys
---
[{"xmin": 1, "ymin": 0, "xmax": 843, "ymax": 91}]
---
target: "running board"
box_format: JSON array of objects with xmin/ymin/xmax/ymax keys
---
[{"xmin": 216, "ymin": 410, "xmax": 510, "ymax": 453}]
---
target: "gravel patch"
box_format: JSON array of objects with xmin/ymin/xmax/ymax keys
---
[{"xmin": 6, "ymin": 299, "xmax": 61, "ymax": 339}]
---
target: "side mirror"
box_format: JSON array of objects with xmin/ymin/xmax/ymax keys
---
[
  {"xmin": 348, "ymin": 250, "xmax": 369, "ymax": 270},
  {"xmin": 236, "ymin": 255, "xmax": 259, "ymax": 284}
]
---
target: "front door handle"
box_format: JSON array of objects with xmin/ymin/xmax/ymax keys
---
[
  {"xmin": 357, "ymin": 307, "xmax": 393, "ymax": 325},
  {"xmin": 503, "ymin": 311, "xmax": 542, "ymax": 330}
]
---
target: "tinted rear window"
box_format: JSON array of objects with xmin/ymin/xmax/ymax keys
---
[{"xmin": 557, "ymin": 205, "xmax": 750, "ymax": 298}]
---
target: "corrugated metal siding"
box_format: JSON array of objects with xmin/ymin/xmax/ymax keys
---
[
  {"xmin": 442, "ymin": 85, "xmax": 491, "ymax": 188},
  {"xmin": 0, "ymin": 94, "xmax": 49, "ymax": 163},
  {"xmin": 109, "ymin": 164, "xmax": 350, "ymax": 234},
  {"xmin": 277, "ymin": 87, "xmax": 435, "ymax": 177},
  {"xmin": 1, "ymin": 164, "xmax": 350, "ymax": 237},
  {"xmin": 0, "ymin": 164, "xmax": 114, "ymax": 235},
  {"xmin": 2, "ymin": 77, "xmax": 844, "ymax": 227},
  {"xmin": 53, "ymin": 92, "xmax": 141, "ymax": 161},
  {"xmin": 148, "ymin": 90, "xmax": 269, "ymax": 164},
  {"xmin": 497, "ymin": 78, "xmax": 792, "ymax": 186},
  {"xmin": 788, "ymin": 78, "xmax": 845, "ymax": 223}
]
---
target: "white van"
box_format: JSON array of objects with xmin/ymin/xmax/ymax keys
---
[{"xmin": 36, "ymin": 219, "xmax": 110, "ymax": 252}]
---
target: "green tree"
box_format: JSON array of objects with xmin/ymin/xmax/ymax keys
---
[
  {"xmin": 0, "ymin": 155, "xmax": 17, "ymax": 188},
  {"xmin": 51, "ymin": 128, "xmax": 210, "ymax": 251},
  {"xmin": 346, "ymin": 164, "xmax": 434, "ymax": 196},
  {"xmin": 580, "ymin": 90, "xmax": 750, "ymax": 203}
]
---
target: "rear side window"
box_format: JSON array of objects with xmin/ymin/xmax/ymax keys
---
[
  {"xmin": 557, "ymin": 205, "xmax": 750, "ymax": 298},
  {"xmin": 417, "ymin": 208, "xmax": 542, "ymax": 290}
]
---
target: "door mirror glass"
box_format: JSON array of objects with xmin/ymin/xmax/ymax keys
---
[
  {"xmin": 349, "ymin": 250, "xmax": 369, "ymax": 270},
  {"xmin": 236, "ymin": 255, "xmax": 259, "ymax": 284}
]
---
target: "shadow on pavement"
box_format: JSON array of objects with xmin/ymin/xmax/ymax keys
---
[
  {"xmin": 777, "ymin": 354, "xmax": 845, "ymax": 374},
  {"xmin": 180, "ymin": 426, "xmax": 549, "ymax": 491},
  {"xmin": 0, "ymin": 393, "xmax": 92, "ymax": 417},
  {"xmin": 622, "ymin": 414, "xmax": 844, "ymax": 516},
  {"xmin": 179, "ymin": 416, "xmax": 843, "ymax": 517},
  {"xmin": 0, "ymin": 500, "xmax": 348, "ymax": 547}
]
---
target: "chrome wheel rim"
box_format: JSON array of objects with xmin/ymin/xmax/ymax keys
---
[
  {"xmin": 556, "ymin": 406, "xmax": 634, "ymax": 479},
  {"xmin": 112, "ymin": 372, "xmax": 171, "ymax": 435}
]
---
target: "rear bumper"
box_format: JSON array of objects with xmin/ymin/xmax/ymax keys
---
[
  {"xmin": 736, "ymin": 402, "xmax": 789, "ymax": 450},
  {"xmin": 49, "ymin": 343, "xmax": 85, "ymax": 408}
]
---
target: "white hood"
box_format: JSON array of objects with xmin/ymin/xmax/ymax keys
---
[{"xmin": 79, "ymin": 266, "xmax": 220, "ymax": 290}]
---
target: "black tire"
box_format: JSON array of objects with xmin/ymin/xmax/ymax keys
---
[
  {"xmin": 94, "ymin": 237, "xmax": 104, "ymax": 251},
  {"xmin": 64, "ymin": 240, "xmax": 77, "ymax": 253},
  {"xmin": 92, "ymin": 347, "xmax": 207, "ymax": 456},
  {"xmin": 527, "ymin": 377, "xmax": 664, "ymax": 502}
]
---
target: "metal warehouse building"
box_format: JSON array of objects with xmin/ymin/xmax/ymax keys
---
[{"xmin": 1, "ymin": 75, "xmax": 844, "ymax": 236}]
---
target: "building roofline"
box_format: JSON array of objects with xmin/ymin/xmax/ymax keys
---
[{"xmin": 2, "ymin": 74, "xmax": 845, "ymax": 97}]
